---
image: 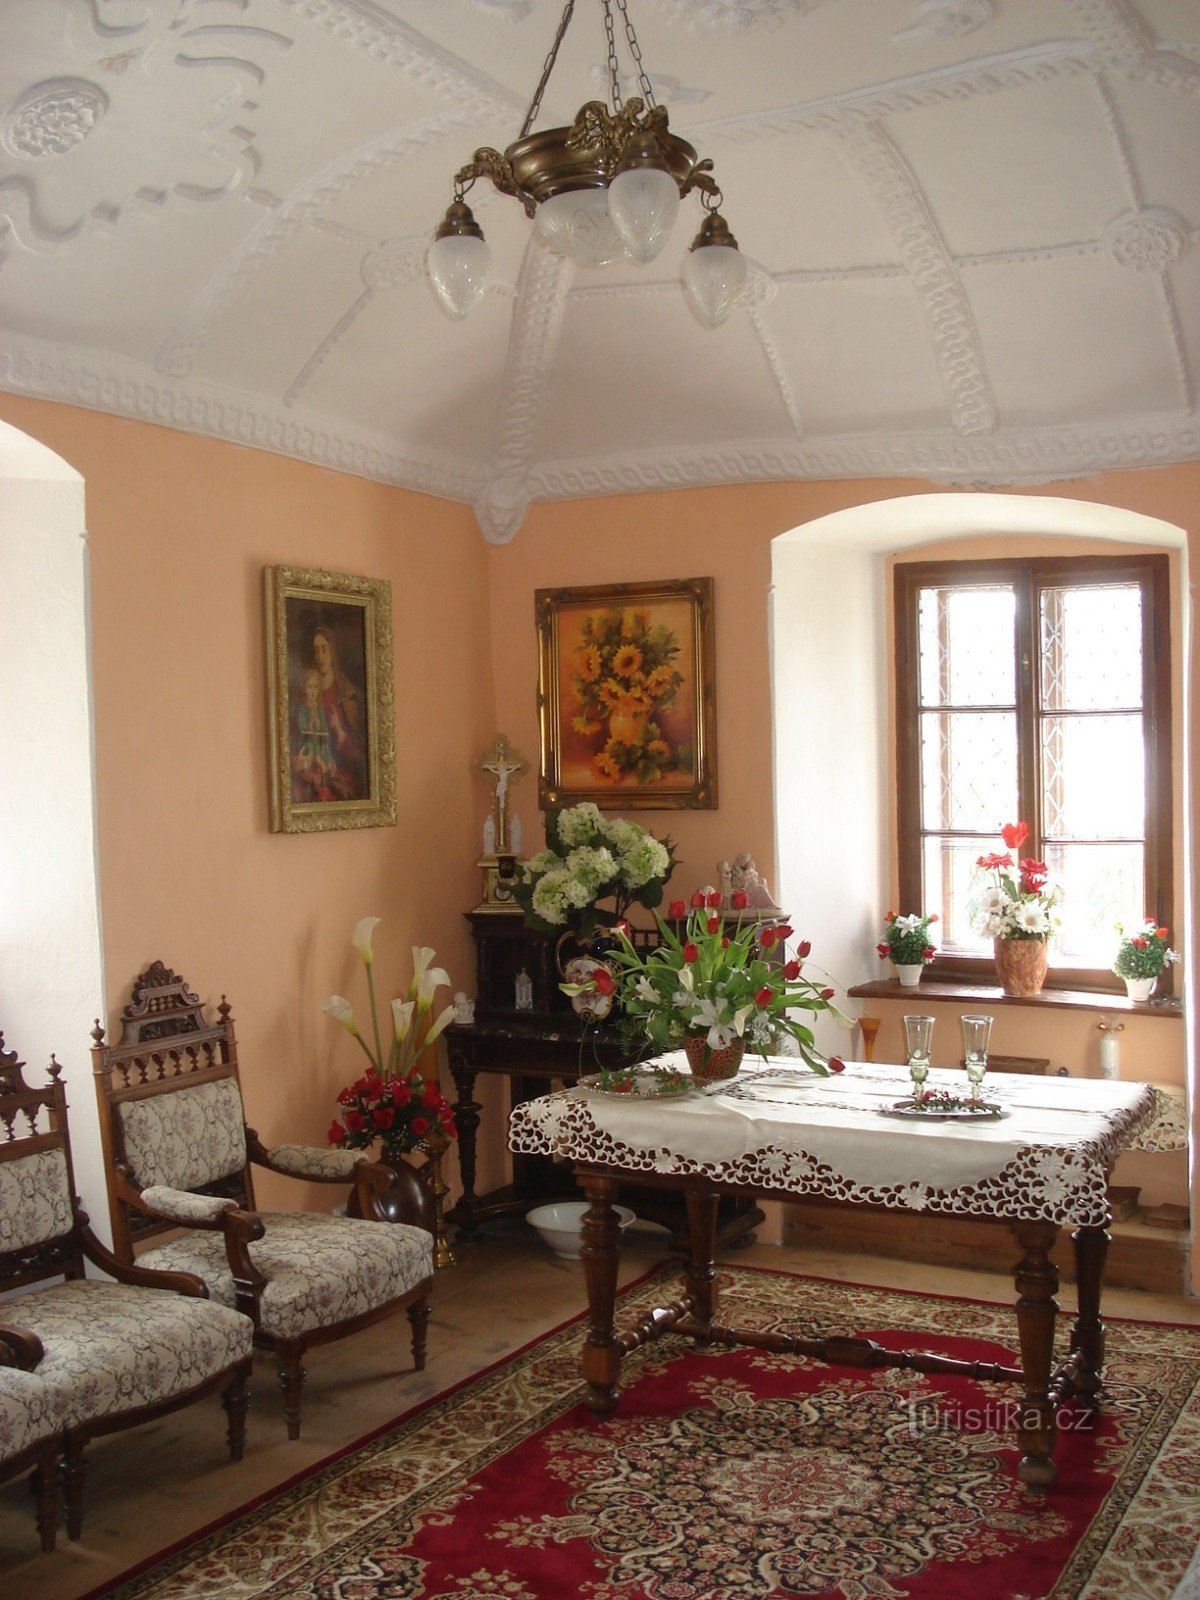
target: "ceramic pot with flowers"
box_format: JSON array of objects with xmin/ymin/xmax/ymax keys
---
[
  {"xmin": 608, "ymin": 885, "xmax": 850, "ymax": 1078},
  {"xmin": 993, "ymin": 937, "xmax": 1048, "ymax": 998},
  {"xmin": 970, "ymin": 824, "xmax": 1060, "ymax": 996},
  {"xmin": 876, "ymin": 911, "xmax": 937, "ymax": 988},
  {"xmin": 1112, "ymin": 920, "xmax": 1178, "ymax": 1005}
]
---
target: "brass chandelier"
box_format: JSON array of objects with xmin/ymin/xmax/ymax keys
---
[{"xmin": 427, "ymin": 0, "xmax": 746, "ymax": 328}]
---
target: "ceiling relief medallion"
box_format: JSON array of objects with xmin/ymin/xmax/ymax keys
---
[
  {"xmin": 646, "ymin": 0, "xmax": 827, "ymax": 30},
  {"xmin": 2, "ymin": 79, "xmax": 109, "ymax": 160},
  {"xmin": 893, "ymin": 0, "xmax": 993, "ymax": 45},
  {"xmin": 1103, "ymin": 208, "xmax": 1191, "ymax": 272}
]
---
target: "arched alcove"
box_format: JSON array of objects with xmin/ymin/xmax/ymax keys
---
[
  {"xmin": 769, "ymin": 492, "xmax": 1193, "ymax": 1285},
  {"xmin": 0, "ymin": 419, "xmax": 108, "ymax": 1236}
]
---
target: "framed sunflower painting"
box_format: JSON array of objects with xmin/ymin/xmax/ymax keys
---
[{"xmin": 535, "ymin": 577, "xmax": 717, "ymax": 811}]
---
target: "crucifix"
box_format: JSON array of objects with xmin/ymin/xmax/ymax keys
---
[
  {"xmin": 475, "ymin": 735, "xmax": 528, "ymax": 857},
  {"xmin": 473, "ymin": 735, "xmax": 529, "ymax": 912}
]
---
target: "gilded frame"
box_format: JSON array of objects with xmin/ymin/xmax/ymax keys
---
[
  {"xmin": 536, "ymin": 577, "xmax": 717, "ymax": 811},
  {"xmin": 265, "ymin": 565, "xmax": 396, "ymax": 833}
]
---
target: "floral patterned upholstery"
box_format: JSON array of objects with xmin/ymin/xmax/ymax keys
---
[
  {"xmin": 141, "ymin": 1185, "xmax": 238, "ymax": 1225},
  {"xmin": 5, "ymin": 1280, "xmax": 253, "ymax": 1430},
  {"xmin": 118, "ymin": 1078, "xmax": 247, "ymax": 1191},
  {"xmin": 0, "ymin": 1367, "xmax": 63, "ymax": 1464},
  {"xmin": 0, "ymin": 1149, "xmax": 74, "ymax": 1254},
  {"xmin": 140, "ymin": 1214, "xmax": 433, "ymax": 1341},
  {"xmin": 266, "ymin": 1145, "xmax": 362, "ymax": 1181}
]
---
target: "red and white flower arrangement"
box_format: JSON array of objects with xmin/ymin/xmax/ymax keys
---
[{"xmin": 970, "ymin": 822, "xmax": 1061, "ymax": 942}]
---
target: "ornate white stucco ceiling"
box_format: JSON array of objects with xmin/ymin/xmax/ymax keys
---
[{"xmin": 1, "ymin": 0, "xmax": 1197, "ymax": 540}]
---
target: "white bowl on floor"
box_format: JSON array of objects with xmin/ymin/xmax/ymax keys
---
[{"xmin": 526, "ymin": 1201, "xmax": 636, "ymax": 1259}]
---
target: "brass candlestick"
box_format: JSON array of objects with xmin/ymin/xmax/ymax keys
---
[{"xmin": 418, "ymin": 1124, "xmax": 458, "ymax": 1270}]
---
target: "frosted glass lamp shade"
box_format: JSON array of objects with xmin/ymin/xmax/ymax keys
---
[
  {"xmin": 535, "ymin": 190, "xmax": 628, "ymax": 266},
  {"xmin": 608, "ymin": 164, "xmax": 680, "ymax": 263},
  {"xmin": 427, "ymin": 232, "xmax": 491, "ymax": 319},
  {"xmin": 682, "ymin": 242, "xmax": 746, "ymax": 327}
]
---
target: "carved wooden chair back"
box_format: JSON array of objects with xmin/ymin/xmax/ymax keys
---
[
  {"xmin": 0, "ymin": 1037, "xmax": 86, "ymax": 1292},
  {"xmin": 91, "ymin": 962, "xmax": 256, "ymax": 1261}
]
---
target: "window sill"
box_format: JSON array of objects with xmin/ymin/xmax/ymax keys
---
[{"xmin": 846, "ymin": 978, "xmax": 1183, "ymax": 1019}]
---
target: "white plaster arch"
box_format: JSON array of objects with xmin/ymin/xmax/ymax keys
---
[
  {"xmin": 768, "ymin": 490, "xmax": 1193, "ymax": 1286},
  {"xmin": 0, "ymin": 418, "xmax": 109, "ymax": 1238}
]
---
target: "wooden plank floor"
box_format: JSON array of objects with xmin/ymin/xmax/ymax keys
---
[{"xmin": 2, "ymin": 1223, "xmax": 1198, "ymax": 1600}]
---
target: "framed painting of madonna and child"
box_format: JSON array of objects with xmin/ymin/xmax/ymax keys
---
[
  {"xmin": 536, "ymin": 577, "xmax": 717, "ymax": 811},
  {"xmin": 265, "ymin": 565, "xmax": 396, "ymax": 833}
]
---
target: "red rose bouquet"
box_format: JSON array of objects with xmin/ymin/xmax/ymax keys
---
[{"xmin": 329, "ymin": 1067, "xmax": 456, "ymax": 1160}]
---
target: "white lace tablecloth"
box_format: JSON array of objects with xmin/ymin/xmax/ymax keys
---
[{"xmin": 508, "ymin": 1057, "xmax": 1157, "ymax": 1227}]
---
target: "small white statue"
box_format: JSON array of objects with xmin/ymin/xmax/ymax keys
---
[
  {"xmin": 730, "ymin": 850, "xmax": 781, "ymax": 911},
  {"xmin": 482, "ymin": 814, "xmax": 497, "ymax": 855},
  {"xmin": 453, "ymin": 991, "xmax": 475, "ymax": 1026},
  {"xmin": 510, "ymin": 813, "xmax": 522, "ymax": 853},
  {"xmin": 514, "ymin": 968, "xmax": 534, "ymax": 1011}
]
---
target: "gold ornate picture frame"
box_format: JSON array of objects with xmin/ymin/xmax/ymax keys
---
[
  {"xmin": 265, "ymin": 565, "xmax": 396, "ymax": 833},
  {"xmin": 536, "ymin": 576, "xmax": 717, "ymax": 811}
]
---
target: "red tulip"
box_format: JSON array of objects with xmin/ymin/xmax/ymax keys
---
[
  {"xmin": 755, "ymin": 986, "xmax": 773, "ymax": 1007},
  {"xmin": 820, "ymin": 987, "xmax": 835, "ymax": 1001},
  {"xmin": 828, "ymin": 1057, "xmax": 846, "ymax": 1074},
  {"xmin": 683, "ymin": 942, "xmax": 699, "ymax": 963},
  {"xmin": 691, "ymin": 890, "xmax": 707, "ymax": 908},
  {"xmin": 784, "ymin": 959, "xmax": 801, "ymax": 979},
  {"xmin": 706, "ymin": 890, "xmax": 722, "ymax": 909},
  {"xmin": 707, "ymin": 915, "xmax": 721, "ymax": 934},
  {"xmin": 796, "ymin": 940, "xmax": 812, "ymax": 958},
  {"xmin": 759, "ymin": 928, "xmax": 777, "ymax": 950},
  {"xmin": 721, "ymin": 937, "xmax": 730, "ymax": 949},
  {"xmin": 592, "ymin": 966, "xmax": 616, "ymax": 995},
  {"xmin": 668, "ymin": 899, "xmax": 687, "ymax": 919},
  {"xmin": 775, "ymin": 924, "xmax": 794, "ymax": 940},
  {"xmin": 1001, "ymin": 821, "xmax": 1029, "ymax": 850},
  {"xmin": 613, "ymin": 919, "xmax": 632, "ymax": 939},
  {"xmin": 731, "ymin": 890, "xmax": 749, "ymax": 910}
]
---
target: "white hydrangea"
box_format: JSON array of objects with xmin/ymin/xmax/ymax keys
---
[
  {"xmin": 531, "ymin": 868, "xmax": 572, "ymax": 925},
  {"xmin": 564, "ymin": 845, "xmax": 618, "ymax": 895},
  {"xmin": 618, "ymin": 836, "xmax": 671, "ymax": 888},
  {"xmin": 557, "ymin": 803, "xmax": 604, "ymax": 847}
]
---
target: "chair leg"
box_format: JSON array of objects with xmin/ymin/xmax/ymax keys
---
[
  {"xmin": 62, "ymin": 1434, "xmax": 86, "ymax": 1542},
  {"xmin": 407, "ymin": 1295, "xmax": 431, "ymax": 1372},
  {"xmin": 222, "ymin": 1360, "xmax": 252, "ymax": 1462},
  {"xmin": 30, "ymin": 1445, "xmax": 60, "ymax": 1553},
  {"xmin": 276, "ymin": 1346, "xmax": 307, "ymax": 1440}
]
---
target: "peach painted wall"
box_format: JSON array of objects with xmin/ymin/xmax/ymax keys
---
[
  {"xmin": 487, "ymin": 469, "xmax": 1198, "ymax": 1249},
  {"xmin": 0, "ymin": 394, "xmax": 492, "ymax": 1212}
]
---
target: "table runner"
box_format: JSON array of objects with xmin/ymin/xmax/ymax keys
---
[{"xmin": 509, "ymin": 1057, "xmax": 1156, "ymax": 1226}]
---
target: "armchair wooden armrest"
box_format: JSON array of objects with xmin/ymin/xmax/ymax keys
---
[
  {"xmin": 0, "ymin": 1322, "xmax": 44, "ymax": 1371},
  {"xmin": 349, "ymin": 1158, "xmax": 436, "ymax": 1233},
  {"xmin": 218, "ymin": 1208, "xmax": 269, "ymax": 1323},
  {"xmin": 77, "ymin": 1224, "xmax": 212, "ymax": 1299}
]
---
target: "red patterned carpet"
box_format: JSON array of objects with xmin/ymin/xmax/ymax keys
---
[{"xmin": 87, "ymin": 1265, "xmax": 1200, "ymax": 1600}]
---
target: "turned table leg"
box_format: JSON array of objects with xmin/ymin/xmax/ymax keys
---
[
  {"xmin": 1070, "ymin": 1219, "xmax": 1110, "ymax": 1408},
  {"xmin": 580, "ymin": 1174, "xmax": 623, "ymax": 1415},
  {"xmin": 1011, "ymin": 1219, "xmax": 1061, "ymax": 1487},
  {"xmin": 684, "ymin": 1188, "xmax": 720, "ymax": 1330},
  {"xmin": 445, "ymin": 1053, "xmax": 481, "ymax": 1240}
]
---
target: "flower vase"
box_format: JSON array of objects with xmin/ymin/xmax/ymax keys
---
[
  {"xmin": 893, "ymin": 963, "xmax": 923, "ymax": 988},
  {"xmin": 683, "ymin": 1033, "xmax": 745, "ymax": 1085},
  {"xmin": 1123, "ymin": 976, "xmax": 1155, "ymax": 1003},
  {"xmin": 993, "ymin": 938, "xmax": 1048, "ymax": 997}
]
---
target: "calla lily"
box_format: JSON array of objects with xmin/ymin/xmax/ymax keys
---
[
  {"xmin": 416, "ymin": 963, "xmax": 451, "ymax": 1008},
  {"xmin": 352, "ymin": 917, "xmax": 381, "ymax": 965},
  {"xmin": 391, "ymin": 999, "xmax": 415, "ymax": 1042},
  {"xmin": 321, "ymin": 995, "xmax": 358, "ymax": 1035},
  {"xmin": 422, "ymin": 1003, "xmax": 456, "ymax": 1050}
]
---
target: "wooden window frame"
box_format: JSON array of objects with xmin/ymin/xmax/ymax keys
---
[{"xmin": 894, "ymin": 553, "xmax": 1172, "ymax": 994}]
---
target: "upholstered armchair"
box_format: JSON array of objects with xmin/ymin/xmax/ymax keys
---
[
  {"xmin": 92, "ymin": 963, "xmax": 435, "ymax": 1439},
  {"xmin": 0, "ymin": 1036, "xmax": 253, "ymax": 1549}
]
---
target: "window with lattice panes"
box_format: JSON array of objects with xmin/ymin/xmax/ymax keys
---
[{"xmin": 894, "ymin": 555, "xmax": 1171, "ymax": 990}]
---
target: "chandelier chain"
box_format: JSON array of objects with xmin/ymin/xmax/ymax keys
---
[
  {"xmin": 519, "ymin": 0, "xmax": 579, "ymax": 140},
  {"xmin": 603, "ymin": 0, "xmax": 622, "ymax": 110},
  {"xmin": 614, "ymin": 0, "xmax": 657, "ymax": 108}
]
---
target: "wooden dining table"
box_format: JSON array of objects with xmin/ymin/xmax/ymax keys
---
[{"xmin": 508, "ymin": 1056, "xmax": 1156, "ymax": 1488}]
